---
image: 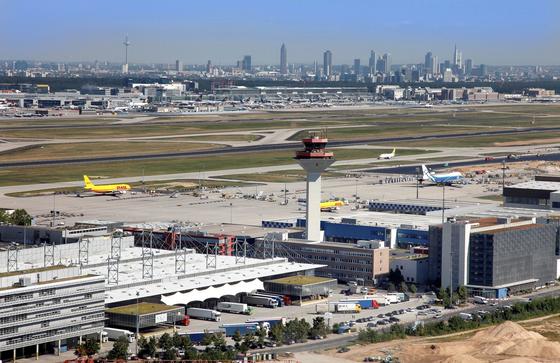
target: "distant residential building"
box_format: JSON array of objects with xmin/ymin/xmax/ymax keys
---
[
  {"xmin": 323, "ymin": 50, "xmax": 333, "ymax": 78},
  {"xmin": 280, "ymin": 43, "xmax": 288, "ymax": 74}
]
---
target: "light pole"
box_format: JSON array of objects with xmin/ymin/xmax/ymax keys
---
[
  {"xmin": 135, "ymin": 291, "xmax": 140, "ymax": 355},
  {"xmin": 229, "ymin": 203, "xmax": 233, "ymax": 224},
  {"xmin": 449, "ymin": 252, "xmax": 454, "ymax": 307},
  {"xmin": 415, "ymin": 167, "xmax": 420, "ymax": 199},
  {"xmin": 501, "ymin": 160, "xmax": 506, "ymax": 193}
]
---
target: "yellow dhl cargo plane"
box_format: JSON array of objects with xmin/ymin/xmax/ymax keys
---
[{"xmin": 83, "ymin": 175, "xmax": 131, "ymax": 195}]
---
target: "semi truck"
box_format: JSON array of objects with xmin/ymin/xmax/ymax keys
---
[
  {"xmin": 250, "ymin": 293, "xmax": 285, "ymax": 307},
  {"xmin": 222, "ymin": 322, "xmax": 270, "ymax": 337},
  {"xmin": 186, "ymin": 307, "xmax": 222, "ymax": 321},
  {"xmin": 103, "ymin": 328, "xmax": 135, "ymax": 343},
  {"xmin": 216, "ymin": 302, "xmax": 252, "ymax": 315},
  {"xmin": 179, "ymin": 330, "xmax": 221, "ymax": 345},
  {"xmin": 246, "ymin": 317, "xmax": 287, "ymax": 328},
  {"xmin": 340, "ymin": 298, "xmax": 380, "ymax": 309},
  {"xmin": 316, "ymin": 302, "xmax": 361, "ymax": 313},
  {"xmin": 243, "ymin": 294, "xmax": 278, "ymax": 308}
]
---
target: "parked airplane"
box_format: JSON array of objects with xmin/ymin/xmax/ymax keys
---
[
  {"xmin": 421, "ymin": 164, "xmax": 463, "ymax": 185},
  {"xmin": 378, "ymin": 148, "xmax": 396, "ymax": 160},
  {"xmin": 83, "ymin": 175, "xmax": 131, "ymax": 195}
]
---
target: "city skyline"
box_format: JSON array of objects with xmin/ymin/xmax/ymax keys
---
[{"xmin": 2, "ymin": 0, "xmax": 559, "ymax": 65}]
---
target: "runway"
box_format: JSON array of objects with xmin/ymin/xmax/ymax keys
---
[{"xmin": 1, "ymin": 126, "xmax": 560, "ymax": 168}]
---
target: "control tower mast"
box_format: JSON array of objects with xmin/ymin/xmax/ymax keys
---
[{"xmin": 295, "ymin": 133, "xmax": 335, "ymax": 241}]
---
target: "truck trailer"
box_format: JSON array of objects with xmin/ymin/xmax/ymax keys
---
[
  {"xmin": 246, "ymin": 317, "xmax": 287, "ymax": 328},
  {"xmin": 104, "ymin": 328, "xmax": 135, "ymax": 343},
  {"xmin": 216, "ymin": 302, "xmax": 251, "ymax": 315},
  {"xmin": 243, "ymin": 294, "xmax": 278, "ymax": 308},
  {"xmin": 186, "ymin": 307, "xmax": 221, "ymax": 321}
]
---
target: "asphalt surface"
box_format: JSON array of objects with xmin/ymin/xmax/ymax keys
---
[
  {"xmin": 265, "ymin": 286, "xmax": 560, "ymax": 355},
  {"xmin": 2, "ymin": 126, "xmax": 560, "ymax": 168},
  {"xmin": 366, "ymin": 150, "xmax": 560, "ymax": 175}
]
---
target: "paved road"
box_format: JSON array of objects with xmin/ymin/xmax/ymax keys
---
[
  {"xmin": 2, "ymin": 126, "xmax": 560, "ymax": 168},
  {"xmin": 365, "ymin": 150, "xmax": 560, "ymax": 175}
]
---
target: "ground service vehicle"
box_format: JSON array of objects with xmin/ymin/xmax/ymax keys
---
[
  {"xmin": 104, "ymin": 328, "xmax": 135, "ymax": 343},
  {"xmin": 186, "ymin": 308, "xmax": 221, "ymax": 321}
]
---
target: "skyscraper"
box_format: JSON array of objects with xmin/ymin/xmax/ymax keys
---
[
  {"xmin": 175, "ymin": 59, "xmax": 182, "ymax": 72},
  {"xmin": 382, "ymin": 53, "xmax": 391, "ymax": 74},
  {"xmin": 323, "ymin": 50, "xmax": 332, "ymax": 78},
  {"xmin": 424, "ymin": 52, "xmax": 433, "ymax": 74},
  {"xmin": 242, "ymin": 55, "xmax": 252, "ymax": 71},
  {"xmin": 353, "ymin": 58, "xmax": 361, "ymax": 75},
  {"xmin": 432, "ymin": 55, "xmax": 439, "ymax": 75},
  {"xmin": 465, "ymin": 59, "xmax": 473, "ymax": 76},
  {"xmin": 368, "ymin": 50, "xmax": 376, "ymax": 74},
  {"xmin": 453, "ymin": 45, "xmax": 462, "ymax": 69},
  {"xmin": 280, "ymin": 43, "xmax": 288, "ymax": 74},
  {"xmin": 206, "ymin": 60, "xmax": 212, "ymax": 73}
]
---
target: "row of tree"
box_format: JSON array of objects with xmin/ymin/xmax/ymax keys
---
[
  {"xmin": 0, "ymin": 209, "xmax": 32, "ymax": 226},
  {"xmin": 359, "ymin": 295, "xmax": 560, "ymax": 344}
]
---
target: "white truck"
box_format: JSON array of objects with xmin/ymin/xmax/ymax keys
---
[
  {"xmin": 104, "ymin": 328, "xmax": 135, "ymax": 343},
  {"xmin": 186, "ymin": 307, "xmax": 221, "ymax": 322},
  {"xmin": 473, "ymin": 296, "xmax": 488, "ymax": 304},
  {"xmin": 216, "ymin": 302, "xmax": 251, "ymax": 315},
  {"xmin": 315, "ymin": 302, "xmax": 361, "ymax": 314}
]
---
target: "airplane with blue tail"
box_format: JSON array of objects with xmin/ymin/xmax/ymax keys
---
[{"xmin": 421, "ymin": 164, "xmax": 463, "ymax": 185}]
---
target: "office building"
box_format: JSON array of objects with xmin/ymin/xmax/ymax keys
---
[
  {"xmin": 429, "ymin": 218, "xmax": 557, "ymax": 298},
  {"xmin": 382, "ymin": 53, "xmax": 391, "ymax": 74},
  {"xmin": 453, "ymin": 45, "xmax": 462, "ymax": 69},
  {"xmin": 480, "ymin": 64, "xmax": 488, "ymax": 77},
  {"xmin": 465, "ymin": 59, "xmax": 473, "ymax": 75},
  {"xmin": 368, "ymin": 50, "xmax": 376, "ymax": 74},
  {"xmin": 443, "ymin": 68, "xmax": 454, "ymax": 82},
  {"xmin": 424, "ymin": 52, "xmax": 433, "ymax": 74},
  {"xmin": 323, "ymin": 50, "xmax": 333, "ymax": 78},
  {"xmin": 280, "ymin": 43, "xmax": 288, "ymax": 74},
  {"xmin": 206, "ymin": 60, "xmax": 212, "ymax": 73},
  {"xmin": 242, "ymin": 55, "xmax": 252, "ymax": 72},
  {"xmin": 175, "ymin": 59, "xmax": 182, "ymax": 72},
  {"xmin": 259, "ymin": 239, "xmax": 389, "ymax": 285},
  {"xmin": 353, "ymin": 58, "xmax": 361, "ymax": 75},
  {"xmin": 0, "ymin": 266, "xmax": 105, "ymax": 361}
]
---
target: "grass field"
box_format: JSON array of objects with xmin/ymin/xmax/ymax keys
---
[
  {"xmin": 213, "ymin": 169, "xmax": 342, "ymax": 183},
  {"xmin": 161, "ymin": 134, "xmax": 263, "ymax": 142},
  {"xmin": 5, "ymin": 178, "xmax": 255, "ymax": 197},
  {"xmin": 0, "ymin": 141, "xmax": 223, "ymax": 162},
  {"xmin": 0, "ymin": 147, "xmax": 423, "ymax": 187},
  {"xmin": 477, "ymin": 194, "xmax": 503, "ymax": 202},
  {"xmin": 377, "ymin": 131, "xmax": 560, "ymax": 147}
]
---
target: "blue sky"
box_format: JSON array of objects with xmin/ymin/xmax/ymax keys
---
[{"xmin": 1, "ymin": 0, "xmax": 558, "ymax": 65}]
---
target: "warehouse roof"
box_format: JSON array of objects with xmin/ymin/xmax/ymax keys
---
[
  {"xmin": 266, "ymin": 275, "xmax": 336, "ymax": 286},
  {"xmin": 106, "ymin": 302, "xmax": 181, "ymax": 316}
]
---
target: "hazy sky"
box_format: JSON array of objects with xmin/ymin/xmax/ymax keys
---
[{"xmin": 1, "ymin": 0, "xmax": 559, "ymax": 65}]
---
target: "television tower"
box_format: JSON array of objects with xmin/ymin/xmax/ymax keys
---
[
  {"xmin": 122, "ymin": 35, "xmax": 131, "ymax": 74},
  {"xmin": 295, "ymin": 133, "xmax": 335, "ymax": 241}
]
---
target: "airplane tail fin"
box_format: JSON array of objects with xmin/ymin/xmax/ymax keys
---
[
  {"xmin": 392, "ymin": 148, "xmax": 396, "ymax": 155},
  {"xmin": 83, "ymin": 175, "xmax": 94, "ymax": 188},
  {"xmin": 421, "ymin": 165, "xmax": 435, "ymax": 181}
]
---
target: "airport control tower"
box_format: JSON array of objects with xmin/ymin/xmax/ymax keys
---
[{"xmin": 295, "ymin": 134, "xmax": 335, "ymax": 241}]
